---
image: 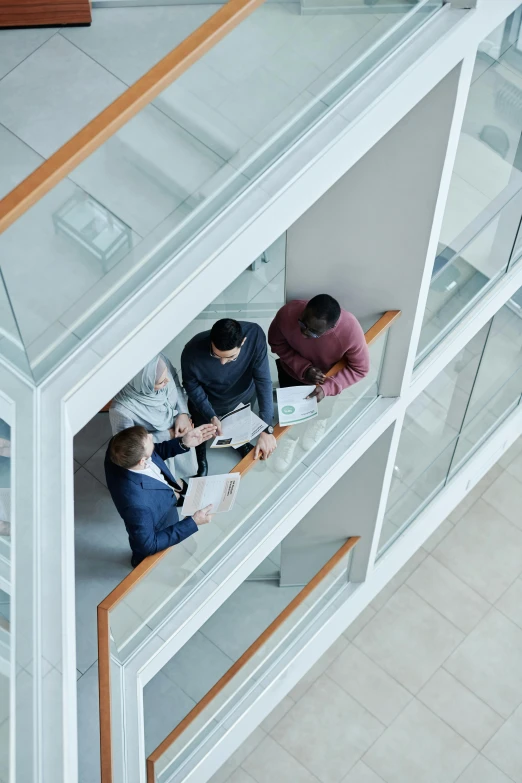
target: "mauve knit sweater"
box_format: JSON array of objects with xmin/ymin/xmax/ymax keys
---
[{"xmin": 268, "ymin": 300, "xmax": 370, "ymax": 396}]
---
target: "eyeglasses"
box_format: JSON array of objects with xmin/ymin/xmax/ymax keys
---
[
  {"xmin": 298, "ymin": 316, "xmax": 339, "ymax": 339},
  {"xmin": 298, "ymin": 319, "xmax": 322, "ymax": 339},
  {"xmin": 210, "ymin": 348, "xmax": 240, "ymax": 362}
]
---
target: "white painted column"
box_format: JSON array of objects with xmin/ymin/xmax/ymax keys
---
[
  {"xmin": 285, "ymin": 63, "xmax": 467, "ymax": 398},
  {"xmin": 0, "ymin": 356, "xmax": 82, "ymax": 783},
  {"xmin": 401, "ymin": 50, "xmax": 477, "ymax": 388}
]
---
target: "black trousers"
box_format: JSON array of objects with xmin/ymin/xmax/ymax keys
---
[{"xmin": 276, "ymin": 359, "xmax": 306, "ymax": 389}]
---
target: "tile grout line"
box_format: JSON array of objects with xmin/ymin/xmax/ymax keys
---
[
  {"xmin": 284, "ymin": 631, "xmax": 352, "ymax": 704},
  {"xmin": 450, "ymin": 489, "xmax": 522, "ymax": 605},
  {"xmin": 485, "ymin": 540, "xmax": 522, "ymax": 609},
  {"xmin": 57, "ymin": 30, "xmax": 130, "ymax": 93},
  {"xmin": 79, "ymin": 460, "xmax": 109, "ymax": 491},
  {"xmin": 246, "ymin": 729, "xmax": 323, "ymax": 783},
  {"xmin": 415, "ymin": 690, "xmax": 491, "ymax": 756},
  {"xmin": 438, "ymin": 604, "xmax": 522, "ymax": 724},
  {"xmin": 481, "ymin": 748, "xmax": 520, "ymax": 783},
  {"xmin": 0, "ymin": 120, "xmax": 45, "ymax": 170},
  {"xmin": 60, "ymin": 32, "xmax": 236, "ymax": 167},
  {"xmin": 0, "ymin": 29, "xmax": 61, "ymax": 83},
  {"xmin": 478, "ymin": 490, "xmax": 522, "ymax": 540},
  {"xmin": 421, "ymin": 664, "xmax": 506, "ymax": 725},
  {"xmin": 263, "ymin": 665, "xmax": 390, "ymax": 782},
  {"xmin": 477, "ymin": 709, "xmax": 520, "ymax": 783},
  {"xmin": 367, "ymin": 581, "xmax": 469, "ymax": 658},
  {"xmin": 348, "ymin": 596, "xmax": 508, "ymax": 729},
  {"xmin": 494, "ymin": 584, "xmax": 522, "ymax": 631},
  {"xmin": 323, "ymin": 668, "xmax": 392, "ymax": 731},
  {"xmin": 405, "ymin": 553, "xmax": 494, "ymax": 633}
]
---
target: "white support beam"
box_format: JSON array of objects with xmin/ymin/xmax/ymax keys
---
[{"xmin": 446, "ymin": 0, "xmax": 479, "ymax": 8}]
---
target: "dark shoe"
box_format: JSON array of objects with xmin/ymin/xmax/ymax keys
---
[
  {"xmin": 236, "ymin": 442, "xmax": 254, "ymax": 459},
  {"xmin": 195, "ymin": 443, "xmax": 208, "ymax": 477}
]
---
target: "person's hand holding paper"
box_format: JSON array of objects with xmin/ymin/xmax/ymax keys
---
[
  {"xmin": 276, "ymin": 386, "xmax": 318, "ymax": 426},
  {"xmin": 182, "ymin": 473, "xmax": 240, "ymax": 516}
]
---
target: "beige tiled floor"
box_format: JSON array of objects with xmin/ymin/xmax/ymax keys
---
[{"xmin": 211, "ymin": 438, "xmax": 522, "ymax": 783}]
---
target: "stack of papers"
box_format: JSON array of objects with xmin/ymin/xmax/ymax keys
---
[
  {"xmin": 276, "ymin": 386, "xmax": 318, "ymax": 426},
  {"xmin": 211, "ymin": 404, "xmax": 266, "ymax": 448},
  {"xmin": 181, "ymin": 473, "xmax": 240, "ymax": 515}
]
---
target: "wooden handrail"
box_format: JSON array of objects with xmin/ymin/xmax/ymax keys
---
[
  {"xmin": 231, "ymin": 309, "xmax": 401, "ymax": 477},
  {"xmin": 100, "ymin": 309, "xmax": 400, "ymax": 608},
  {"xmin": 97, "ymin": 607, "xmax": 112, "ymax": 783},
  {"xmin": 96, "ymin": 309, "xmax": 399, "ymax": 783},
  {"xmin": 0, "ymin": 0, "xmax": 265, "ymax": 235},
  {"xmin": 146, "ymin": 535, "xmax": 360, "ymax": 781}
]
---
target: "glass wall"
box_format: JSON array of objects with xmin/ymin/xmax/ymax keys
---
[
  {"xmin": 417, "ymin": 8, "xmax": 522, "ymax": 362},
  {"xmin": 380, "ymin": 291, "xmax": 522, "ymax": 553},
  {"xmin": 0, "ymin": 1, "xmax": 441, "ymax": 383}
]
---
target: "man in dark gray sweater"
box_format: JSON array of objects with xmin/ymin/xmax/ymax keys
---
[{"xmin": 181, "ymin": 319, "xmax": 277, "ymax": 476}]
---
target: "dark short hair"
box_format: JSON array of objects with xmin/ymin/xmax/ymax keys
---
[
  {"xmin": 305, "ymin": 294, "xmax": 341, "ymax": 327},
  {"xmin": 109, "ymin": 426, "xmax": 149, "ymax": 469},
  {"xmin": 210, "ymin": 319, "xmax": 244, "ymax": 351}
]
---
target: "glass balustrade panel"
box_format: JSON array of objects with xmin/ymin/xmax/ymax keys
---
[
  {"xmin": 384, "ymin": 288, "xmax": 522, "ymax": 554},
  {"xmin": 109, "ymin": 330, "xmax": 387, "ymax": 658},
  {"xmin": 0, "ymin": 0, "xmax": 440, "ymax": 381},
  {"xmin": 450, "ymin": 291, "xmax": 522, "ymax": 470},
  {"xmin": 417, "ymin": 203, "xmax": 517, "ymax": 361},
  {"xmin": 380, "ymin": 438, "xmax": 460, "ymax": 554},
  {"xmin": 379, "ymin": 325, "xmax": 490, "ymax": 553},
  {"xmin": 417, "ymin": 8, "xmax": 522, "ymax": 363},
  {"xmin": 150, "ymin": 543, "xmax": 354, "ymax": 783}
]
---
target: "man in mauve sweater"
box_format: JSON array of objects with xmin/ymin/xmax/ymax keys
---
[{"xmin": 268, "ymin": 294, "xmax": 370, "ymax": 402}]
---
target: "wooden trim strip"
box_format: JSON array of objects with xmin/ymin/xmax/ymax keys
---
[
  {"xmin": 98, "ymin": 606, "xmax": 113, "ymax": 783},
  {"xmin": 0, "ymin": 0, "xmax": 265, "ymax": 235},
  {"xmin": 365, "ymin": 310, "xmax": 401, "ymax": 345},
  {"xmin": 147, "ymin": 535, "xmax": 360, "ymax": 772},
  {"xmin": 98, "ymin": 548, "xmax": 171, "ymax": 611},
  {"xmin": 230, "ymin": 310, "xmax": 401, "ymax": 477}
]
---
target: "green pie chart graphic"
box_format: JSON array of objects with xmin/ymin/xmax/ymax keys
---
[{"xmin": 282, "ymin": 405, "xmax": 295, "ymax": 415}]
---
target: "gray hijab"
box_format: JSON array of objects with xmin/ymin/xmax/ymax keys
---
[{"xmin": 113, "ymin": 354, "xmax": 180, "ymax": 431}]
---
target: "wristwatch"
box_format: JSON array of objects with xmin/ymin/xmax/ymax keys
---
[{"xmin": 265, "ymin": 425, "xmax": 274, "ymax": 435}]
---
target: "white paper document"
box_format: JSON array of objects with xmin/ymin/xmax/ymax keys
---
[
  {"xmin": 210, "ymin": 404, "xmax": 266, "ymax": 448},
  {"xmin": 181, "ymin": 473, "xmax": 240, "ymax": 515},
  {"xmin": 276, "ymin": 386, "xmax": 318, "ymax": 426}
]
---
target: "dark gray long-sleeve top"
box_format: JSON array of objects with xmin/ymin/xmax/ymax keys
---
[{"xmin": 181, "ymin": 322, "xmax": 274, "ymax": 425}]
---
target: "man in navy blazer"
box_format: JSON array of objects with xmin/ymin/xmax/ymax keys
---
[{"xmin": 105, "ymin": 423, "xmax": 216, "ymax": 567}]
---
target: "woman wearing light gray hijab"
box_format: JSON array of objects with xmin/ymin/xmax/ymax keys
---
[{"xmin": 109, "ymin": 354, "xmax": 197, "ymax": 479}]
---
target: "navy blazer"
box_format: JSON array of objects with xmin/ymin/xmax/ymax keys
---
[{"xmin": 105, "ymin": 438, "xmax": 198, "ymax": 564}]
